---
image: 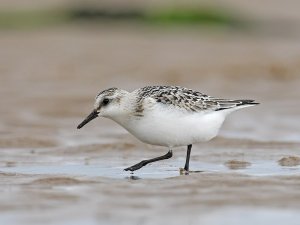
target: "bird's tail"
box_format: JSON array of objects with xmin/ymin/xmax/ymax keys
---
[
  {"xmin": 235, "ymin": 99, "xmax": 260, "ymax": 107},
  {"xmin": 215, "ymin": 99, "xmax": 259, "ymax": 111}
]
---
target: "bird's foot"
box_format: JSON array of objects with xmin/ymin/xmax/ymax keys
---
[
  {"xmin": 179, "ymin": 167, "xmax": 189, "ymax": 175},
  {"xmin": 179, "ymin": 168, "xmax": 204, "ymax": 175},
  {"xmin": 124, "ymin": 160, "xmax": 147, "ymax": 172}
]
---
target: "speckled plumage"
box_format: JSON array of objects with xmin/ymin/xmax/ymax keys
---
[{"xmin": 134, "ymin": 86, "xmax": 257, "ymax": 114}]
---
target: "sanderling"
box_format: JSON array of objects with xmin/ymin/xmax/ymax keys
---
[{"xmin": 77, "ymin": 86, "xmax": 259, "ymax": 172}]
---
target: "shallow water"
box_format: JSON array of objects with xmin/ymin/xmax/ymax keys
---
[{"xmin": 1, "ymin": 160, "xmax": 299, "ymax": 179}]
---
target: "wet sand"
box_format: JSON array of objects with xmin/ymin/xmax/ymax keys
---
[{"xmin": 1, "ymin": 15, "xmax": 300, "ymax": 225}]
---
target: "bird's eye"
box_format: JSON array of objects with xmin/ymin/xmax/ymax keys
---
[{"xmin": 102, "ymin": 98, "xmax": 110, "ymax": 106}]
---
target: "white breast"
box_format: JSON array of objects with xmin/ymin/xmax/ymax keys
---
[{"xmin": 117, "ymin": 104, "xmax": 227, "ymax": 147}]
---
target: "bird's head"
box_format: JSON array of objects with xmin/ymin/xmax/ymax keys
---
[{"xmin": 77, "ymin": 87, "xmax": 128, "ymax": 129}]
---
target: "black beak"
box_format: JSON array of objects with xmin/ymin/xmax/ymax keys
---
[{"xmin": 77, "ymin": 110, "xmax": 98, "ymax": 129}]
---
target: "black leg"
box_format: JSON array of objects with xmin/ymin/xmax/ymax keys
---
[
  {"xmin": 124, "ymin": 150, "xmax": 173, "ymax": 172},
  {"xmin": 184, "ymin": 144, "xmax": 192, "ymax": 171}
]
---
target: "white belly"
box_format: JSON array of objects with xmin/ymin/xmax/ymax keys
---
[{"xmin": 116, "ymin": 106, "xmax": 226, "ymax": 147}]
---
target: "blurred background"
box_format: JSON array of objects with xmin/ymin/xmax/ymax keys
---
[
  {"xmin": 1, "ymin": 0, "xmax": 300, "ymax": 142},
  {"xmin": 0, "ymin": 0, "xmax": 300, "ymax": 225}
]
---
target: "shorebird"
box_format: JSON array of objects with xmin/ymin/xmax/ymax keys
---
[{"xmin": 77, "ymin": 86, "xmax": 259, "ymax": 172}]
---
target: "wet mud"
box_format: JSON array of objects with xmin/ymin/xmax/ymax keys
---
[{"xmin": 1, "ymin": 13, "xmax": 300, "ymax": 225}]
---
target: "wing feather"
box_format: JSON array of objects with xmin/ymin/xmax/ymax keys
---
[{"xmin": 137, "ymin": 86, "xmax": 258, "ymax": 113}]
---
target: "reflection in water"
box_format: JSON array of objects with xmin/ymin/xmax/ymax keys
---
[{"xmin": 125, "ymin": 175, "xmax": 141, "ymax": 180}]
